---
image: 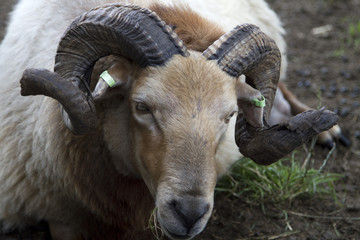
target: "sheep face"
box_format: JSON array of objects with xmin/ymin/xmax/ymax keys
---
[{"xmin": 126, "ymin": 52, "xmax": 237, "ymax": 239}]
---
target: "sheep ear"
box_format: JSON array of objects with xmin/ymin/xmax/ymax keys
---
[
  {"xmin": 236, "ymin": 80, "xmax": 264, "ymax": 128},
  {"xmin": 92, "ymin": 57, "xmax": 137, "ymax": 100}
]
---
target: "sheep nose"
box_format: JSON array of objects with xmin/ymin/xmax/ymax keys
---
[{"xmin": 171, "ymin": 197, "xmax": 210, "ymax": 231}]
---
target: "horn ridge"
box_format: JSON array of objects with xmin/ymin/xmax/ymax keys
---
[
  {"xmin": 203, "ymin": 24, "xmax": 275, "ymax": 76},
  {"xmin": 55, "ymin": 3, "xmax": 188, "ymax": 86}
]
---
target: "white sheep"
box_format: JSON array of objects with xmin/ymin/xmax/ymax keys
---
[{"xmin": 0, "ymin": 0, "xmax": 337, "ymax": 239}]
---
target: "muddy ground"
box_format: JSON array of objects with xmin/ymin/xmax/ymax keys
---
[{"xmin": 1, "ymin": 0, "xmax": 360, "ymax": 239}]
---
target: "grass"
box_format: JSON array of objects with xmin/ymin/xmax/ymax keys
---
[
  {"xmin": 215, "ymin": 139, "xmax": 343, "ymax": 205},
  {"xmin": 334, "ymin": 18, "xmax": 360, "ymax": 56},
  {"xmin": 347, "ymin": 20, "xmax": 360, "ymax": 49},
  {"xmin": 148, "ymin": 207, "xmax": 163, "ymax": 240}
]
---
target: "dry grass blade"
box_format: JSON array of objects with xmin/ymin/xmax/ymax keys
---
[
  {"xmin": 287, "ymin": 210, "xmax": 360, "ymax": 221},
  {"xmin": 236, "ymin": 230, "xmax": 301, "ymax": 240},
  {"xmin": 147, "ymin": 207, "xmax": 164, "ymax": 240}
]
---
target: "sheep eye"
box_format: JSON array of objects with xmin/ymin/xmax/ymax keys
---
[
  {"xmin": 225, "ymin": 111, "xmax": 236, "ymax": 124},
  {"xmin": 135, "ymin": 102, "xmax": 151, "ymax": 113}
]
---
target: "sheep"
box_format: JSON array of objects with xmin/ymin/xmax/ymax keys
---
[{"xmin": 0, "ymin": 0, "xmax": 338, "ymax": 239}]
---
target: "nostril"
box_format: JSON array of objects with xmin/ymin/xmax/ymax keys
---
[{"xmin": 170, "ymin": 199, "xmax": 210, "ymax": 230}]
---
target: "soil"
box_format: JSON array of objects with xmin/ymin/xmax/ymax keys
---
[{"xmin": 1, "ymin": 0, "xmax": 360, "ymax": 239}]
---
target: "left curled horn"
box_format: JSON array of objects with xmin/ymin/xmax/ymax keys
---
[
  {"xmin": 204, "ymin": 24, "xmax": 338, "ymax": 165},
  {"xmin": 20, "ymin": 3, "xmax": 188, "ymax": 135}
]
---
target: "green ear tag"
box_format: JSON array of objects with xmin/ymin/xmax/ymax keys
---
[
  {"xmin": 100, "ymin": 70, "xmax": 116, "ymax": 87},
  {"xmin": 251, "ymin": 95, "xmax": 266, "ymax": 108}
]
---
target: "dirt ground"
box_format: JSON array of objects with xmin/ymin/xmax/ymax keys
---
[{"xmin": 1, "ymin": 0, "xmax": 360, "ymax": 239}]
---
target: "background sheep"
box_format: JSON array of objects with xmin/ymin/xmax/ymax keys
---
[{"xmin": 0, "ymin": 0, "xmax": 337, "ymax": 239}]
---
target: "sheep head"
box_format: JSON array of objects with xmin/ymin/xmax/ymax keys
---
[
  {"xmin": 19, "ymin": 3, "xmax": 338, "ymax": 239},
  {"xmin": 122, "ymin": 53, "xmax": 239, "ymax": 237}
]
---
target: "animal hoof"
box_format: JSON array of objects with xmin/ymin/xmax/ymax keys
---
[{"xmin": 338, "ymin": 133, "xmax": 351, "ymax": 147}]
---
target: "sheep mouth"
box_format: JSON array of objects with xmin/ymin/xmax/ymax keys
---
[
  {"xmin": 158, "ymin": 221, "xmax": 195, "ymax": 240},
  {"xmin": 156, "ymin": 201, "xmax": 210, "ymax": 240}
]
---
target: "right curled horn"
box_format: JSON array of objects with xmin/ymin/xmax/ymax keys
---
[
  {"xmin": 20, "ymin": 3, "xmax": 189, "ymax": 135},
  {"xmin": 204, "ymin": 24, "xmax": 280, "ymax": 124},
  {"xmin": 204, "ymin": 24, "xmax": 338, "ymax": 165}
]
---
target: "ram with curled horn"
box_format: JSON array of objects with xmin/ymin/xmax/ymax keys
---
[{"xmin": 0, "ymin": 1, "xmax": 337, "ymax": 239}]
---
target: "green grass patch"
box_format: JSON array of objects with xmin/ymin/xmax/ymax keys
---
[
  {"xmin": 333, "ymin": 18, "xmax": 360, "ymax": 56},
  {"xmin": 216, "ymin": 142, "xmax": 343, "ymax": 204},
  {"xmin": 347, "ymin": 20, "xmax": 360, "ymax": 49}
]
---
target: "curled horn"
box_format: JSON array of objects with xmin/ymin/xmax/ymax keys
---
[
  {"xmin": 203, "ymin": 24, "xmax": 280, "ymax": 124},
  {"xmin": 20, "ymin": 3, "xmax": 188, "ymax": 135},
  {"xmin": 204, "ymin": 24, "xmax": 338, "ymax": 165}
]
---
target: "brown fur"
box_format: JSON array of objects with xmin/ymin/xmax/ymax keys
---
[
  {"xmin": 128, "ymin": 53, "xmax": 236, "ymax": 190},
  {"xmin": 41, "ymin": 99, "xmax": 154, "ymax": 240},
  {"xmin": 277, "ymin": 82, "xmax": 310, "ymax": 115},
  {"xmin": 149, "ymin": 4, "xmax": 225, "ymax": 51}
]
